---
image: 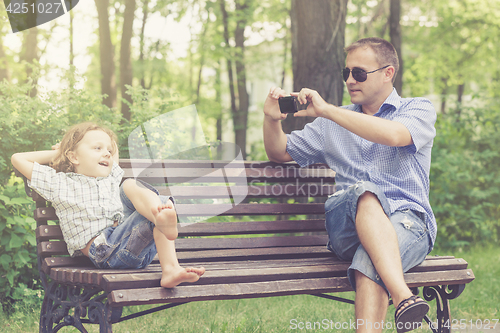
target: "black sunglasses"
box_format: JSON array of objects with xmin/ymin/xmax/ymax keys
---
[{"xmin": 342, "ymin": 65, "xmax": 390, "ymax": 82}]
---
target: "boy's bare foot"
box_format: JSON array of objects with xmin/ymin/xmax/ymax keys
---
[
  {"xmin": 161, "ymin": 266, "xmax": 206, "ymax": 288},
  {"xmin": 152, "ymin": 203, "xmax": 178, "ymax": 240}
]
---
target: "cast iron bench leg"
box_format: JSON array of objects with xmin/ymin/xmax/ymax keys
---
[
  {"xmin": 39, "ymin": 281, "xmax": 120, "ymax": 333},
  {"xmin": 422, "ymin": 284, "xmax": 466, "ymax": 333}
]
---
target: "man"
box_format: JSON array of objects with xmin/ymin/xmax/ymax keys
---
[{"xmin": 263, "ymin": 37, "xmax": 436, "ymax": 333}]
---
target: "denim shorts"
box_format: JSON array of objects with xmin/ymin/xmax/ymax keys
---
[
  {"xmin": 87, "ymin": 180, "xmax": 173, "ymax": 269},
  {"xmin": 325, "ymin": 181, "xmax": 431, "ymax": 294}
]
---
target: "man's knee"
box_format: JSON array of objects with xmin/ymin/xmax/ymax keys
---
[
  {"xmin": 356, "ymin": 191, "xmax": 384, "ymax": 216},
  {"xmin": 357, "ymin": 191, "xmax": 378, "ymax": 205}
]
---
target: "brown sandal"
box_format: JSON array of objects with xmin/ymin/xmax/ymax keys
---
[{"xmin": 394, "ymin": 295, "xmax": 429, "ymax": 333}]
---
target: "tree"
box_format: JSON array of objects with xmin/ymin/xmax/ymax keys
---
[
  {"xmin": 0, "ymin": 37, "xmax": 9, "ymax": 83},
  {"xmin": 120, "ymin": 0, "xmax": 137, "ymax": 122},
  {"xmin": 284, "ymin": 0, "xmax": 348, "ymax": 133},
  {"xmin": 95, "ymin": 0, "xmax": 117, "ymax": 109},
  {"xmin": 403, "ymin": 0, "xmax": 499, "ymax": 112},
  {"xmin": 389, "ymin": 0, "xmax": 403, "ymax": 95},
  {"xmin": 218, "ymin": 0, "xmax": 253, "ymax": 159},
  {"xmin": 21, "ymin": 27, "xmax": 39, "ymax": 97}
]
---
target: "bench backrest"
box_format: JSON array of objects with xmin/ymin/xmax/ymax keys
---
[{"xmin": 31, "ymin": 160, "xmax": 336, "ymax": 265}]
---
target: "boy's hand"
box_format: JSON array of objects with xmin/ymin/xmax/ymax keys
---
[{"xmin": 52, "ymin": 142, "xmax": 61, "ymax": 151}]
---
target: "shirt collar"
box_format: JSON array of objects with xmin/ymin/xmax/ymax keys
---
[
  {"xmin": 351, "ymin": 88, "xmax": 401, "ymax": 115},
  {"xmin": 374, "ymin": 88, "xmax": 401, "ymax": 116}
]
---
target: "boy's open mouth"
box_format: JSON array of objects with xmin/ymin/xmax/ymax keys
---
[{"xmin": 99, "ymin": 161, "xmax": 109, "ymax": 167}]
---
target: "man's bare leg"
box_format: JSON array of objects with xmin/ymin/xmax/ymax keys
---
[
  {"xmin": 355, "ymin": 271, "xmax": 389, "ymax": 333},
  {"xmin": 355, "ymin": 192, "xmax": 415, "ymax": 316}
]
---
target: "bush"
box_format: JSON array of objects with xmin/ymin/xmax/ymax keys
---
[
  {"xmin": 430, "ymin": 100, "xmax": 500, "ymax": 249},
  {"xmin": 0, "ymin": 69, "xmax": 121, "ymax": 183},
  {"xmin": 0, "ymin": 178, "xmax": 39, "ymax": 313}
]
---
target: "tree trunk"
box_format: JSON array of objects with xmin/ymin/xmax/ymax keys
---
[
  {"xmin": 22, "ymin": 27, "xmax": 39, "ymax": 97},
  {"xmin": 68, "ymin": 0, "xmax": 76, "ymax": 66},
  {"xmin": 0, "ymin": 33, "xmax": 10, "ymax": 83},
  {"xmin": 139, "ymin": 0, "xmax": 150, "ymax": 89},
  {"xmin": 233, "ymin": 0, "xmax": 250, "ymax": 160},
  {"xmin": 219, "ymin": 0, "xmax": 238, "ymax": 146},
  {"xmin": 120, "ymin": 0, "xmax": 136, "ymax": 122},
  {"xmin": 216, "ymin": 60, "xmax": 223, "ymax": 158},
  {"xmin": 95, "ymin": 0, "xmax": 117, "ymax": 109},
  {"xmin": 440, "ymin": 77, "xmax": 448, "ymax": 114},
  {"xmin": 389, "ymin": 0, "xmax": 403, "ymax": 95},
  {"xmin": 195, "ymin": 17, "xmax": 209, "ymax": 104},
  {"xmin": 456, "ymin": 83, "xmax": 464, "ymax": 118},
  {"xmin": 286, "ymin": 0, "xmax": 347, "ymax": 133}
]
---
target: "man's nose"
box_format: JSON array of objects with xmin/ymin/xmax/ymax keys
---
[{"xmin": 345, "ymin": 71, "xmax": 357, "ymax": 84}]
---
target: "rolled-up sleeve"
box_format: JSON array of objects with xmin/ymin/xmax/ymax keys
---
[
  {"xmin": 286, "ymin": 118, "xmax": 326, "ymax": 167},
  {"xmin": 29, "ymin": 163, "xmax": 58, "ymax": 201},
  {"xmin": 393, "ymin": 98, "xmax": 436, "ymax": 154}
]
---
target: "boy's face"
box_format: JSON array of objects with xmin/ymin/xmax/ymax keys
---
[{"xmin": 68, "ymin": 130, "xmax": 114, "ymax": 178}]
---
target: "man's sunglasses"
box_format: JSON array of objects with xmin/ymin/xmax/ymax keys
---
[{"xmin": 342, "ymin": 65, "xmax": 390, "ymax": 82}]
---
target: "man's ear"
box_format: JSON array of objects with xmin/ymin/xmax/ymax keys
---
[
  {"xmin": 66, "ymin": 151, "xmax": 79, "ymax": 165},
  {"xmin": 385, "ymin": 66, "xmax": 396, "ymax": 83}
]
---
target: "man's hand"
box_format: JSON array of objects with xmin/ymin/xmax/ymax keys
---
[
  {"xmin": 292, "ymin": 88, "xmax": 332, "ymax": 118},
  {"xmin": 263, "ymin": 87, "xmax": 293, "ymax": 163},
  {"xmin": 264, "ymin": 87, "xmax": 289, "ymax": 121}
]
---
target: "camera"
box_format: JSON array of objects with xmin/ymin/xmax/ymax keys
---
[{"xmin": 278, "ymin": 96, "xmax": 298, "ymax": 113}]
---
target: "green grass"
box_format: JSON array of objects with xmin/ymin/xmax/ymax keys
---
[{"xmin": 1, "ymin": 244, "xmax": 498, "ymax": 333}]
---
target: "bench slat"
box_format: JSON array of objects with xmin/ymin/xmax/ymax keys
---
[
  {"xmin": 41, "ymin": 256, "xmax": 94, "ymax": 275},
  {"xmin": 34, "ymin": 207, "xmax": 56, "ymax": 222},
  {"xmin": 36, "ymin": 220, "xmax": 328, "ymax": 242},
  {"xmin": 123, "ymin": 166, "xmax": 335, "ymax": 183},
  {"xmin": 107, "ymin": 268, "xmax": 474, "ymax": 306},
  {"xmin": 101, "ymin": 263, "xmax": 350, "ymax": 292},
  {"xmin": 34, "ymin": 203, "xmax": 327, "ymax": 223},
  {"xmin": 38, "ymin": 241, "xmax": 68, "ymax": 256},
  {"xmin": 176, "ymin": 203, "xmax": 326, "ymax": 216},
  {"xmin": 36, "ymin": 225, "xmax": 64, "ymax": 241},
  {"xmin": 177, "ymin": 219, "xmax": 327, "ymax": 236},
  {"xmin": 176, "ymin": 246, "xmax": 334, "ymax": 262},
  {"xmin": 156, "ymin": 184, "xmax": 336, "ymax": 198},
  {"xmin": 175, "ymin": 235, "xmax": 328, "ymax": 251},
  {"xmin": 109, "ymin": 276, "xmax": 353, "ymax": 306},
  {"xmin": 120, "ymin": 160, "xmax": 329, "ymax": 170}
]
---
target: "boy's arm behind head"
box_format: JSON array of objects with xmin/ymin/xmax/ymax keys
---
[{"xmin": 11, "ymin": 150, "xmax": 58, "ymax": 181}]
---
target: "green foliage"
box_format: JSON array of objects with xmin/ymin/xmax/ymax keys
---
[
  {"xmin": 0, "ymin": 68, "xmax": 123, "ymax": 313},
  {"xmin": 430, "ymin": 99, "xmax": 500, "ymax": 249},
  {"xmin": 402, "ymin": 0, "xmax": 500, "ymax": 99},
  {"xmin": 0, "ymin": 178, "xmax": 39, "ymax": 313},
  {"xmin": 0, "ymin": 67, "xmax": 121, "ymax": 183}
]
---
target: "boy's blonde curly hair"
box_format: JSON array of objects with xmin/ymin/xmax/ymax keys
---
[{"xmin": 50, "ymin": 122, "xmax": 118, "ymax": 173}]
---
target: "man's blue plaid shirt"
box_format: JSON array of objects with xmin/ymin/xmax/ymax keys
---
[{"xmin": 286, "ymin": 89, "xmax": 437, "ymax": 248}]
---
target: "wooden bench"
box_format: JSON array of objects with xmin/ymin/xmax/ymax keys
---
[{"xmin": 18, "ymin": 159, "xmax": 474, "ymax": 333}]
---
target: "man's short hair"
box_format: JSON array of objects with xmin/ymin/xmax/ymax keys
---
[{"xmin": 345, "ymin": 37, "xmax": 399, "ymax": 82}]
